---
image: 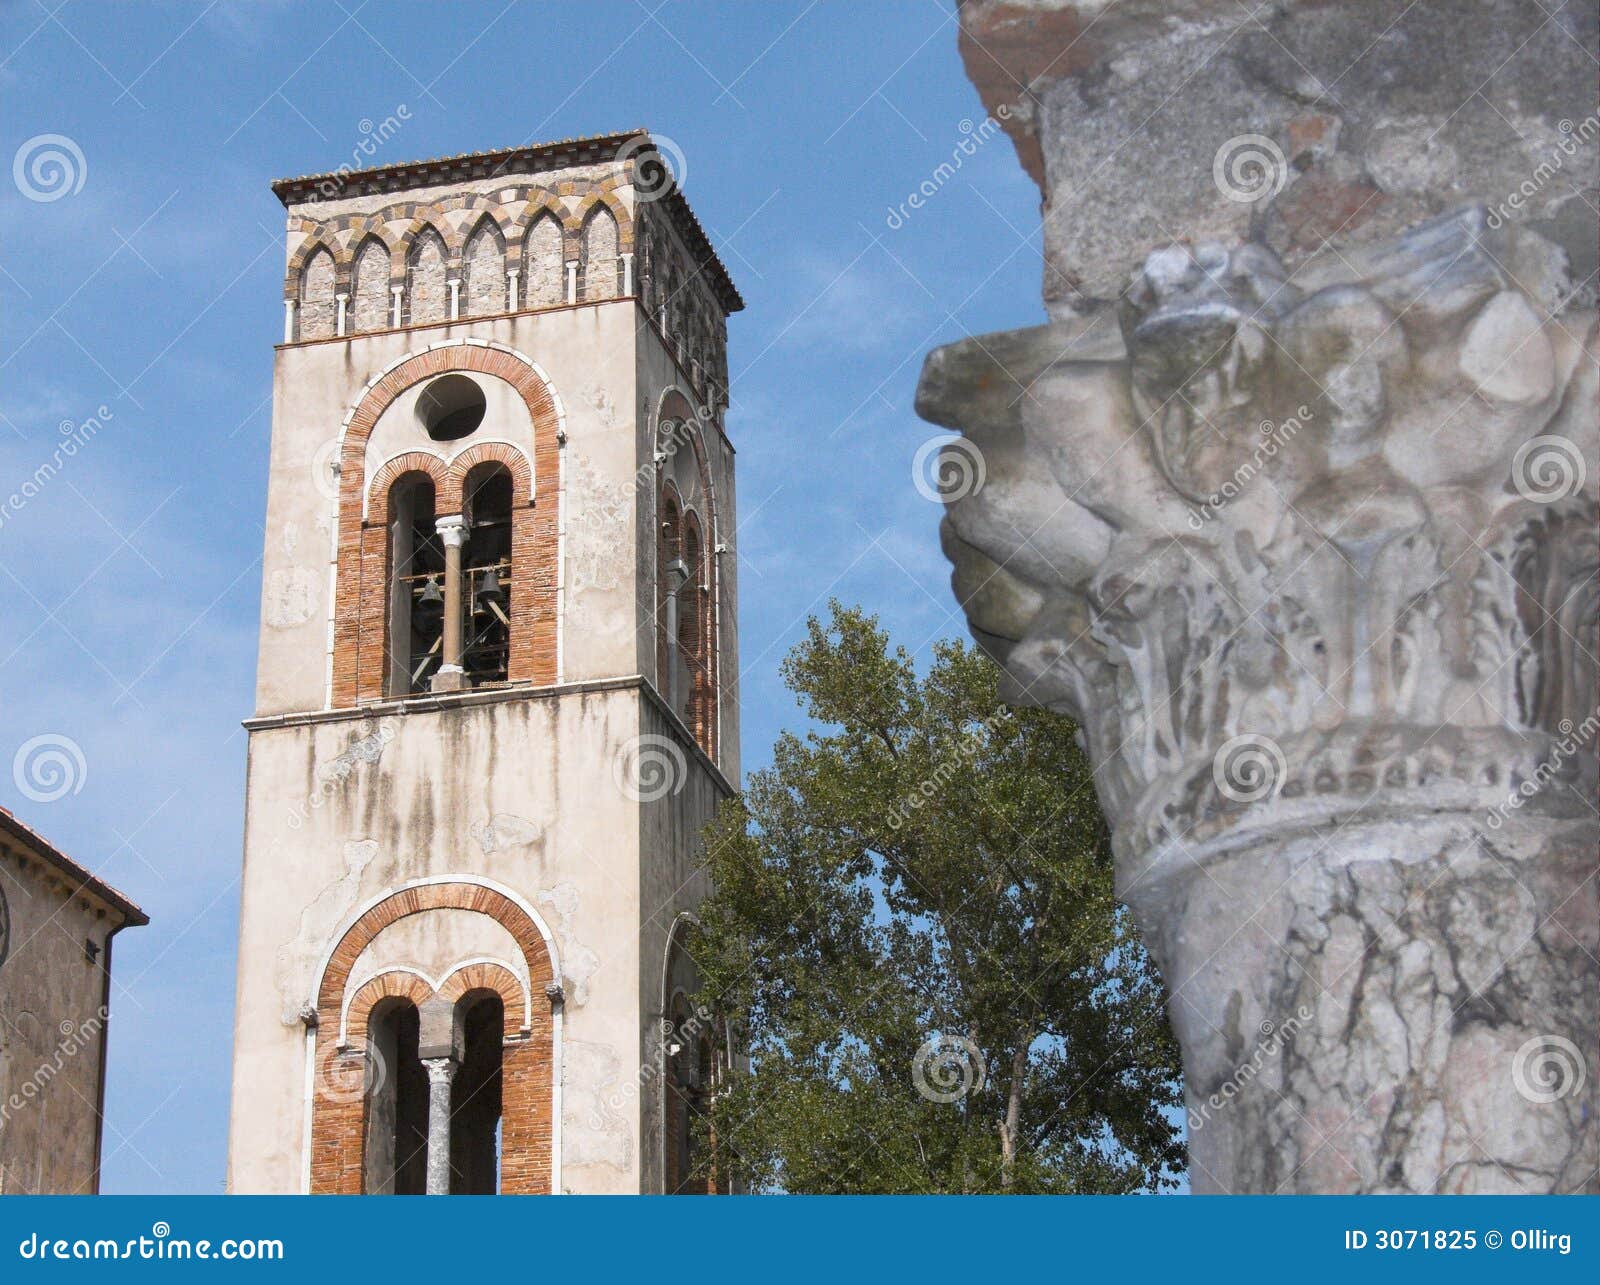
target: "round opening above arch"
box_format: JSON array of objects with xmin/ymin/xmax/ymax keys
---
[{"xmin": 417, "ymin": 373, "xmax": 488, "ymax": 442}]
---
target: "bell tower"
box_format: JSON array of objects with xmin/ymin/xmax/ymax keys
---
[{"xmin": 227, "ymin": 131, "xmax": 742, "ymax": 1195}]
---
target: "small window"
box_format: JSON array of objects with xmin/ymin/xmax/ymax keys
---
[
  {"xmin": 463, "ymin": 467, "xmax": 513, "ymax": 688},
  {"xmin": 387, "ymin": 475, "xmax": 445, "ymax": 696},
  {"xmin": 416, "ymin": 374, "xmax": 486, "ymax": 442}
]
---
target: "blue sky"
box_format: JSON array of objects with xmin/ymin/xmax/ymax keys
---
[{"xmin": 0, "ymin": 0, "xmax": 1043, "ymax": 1193}]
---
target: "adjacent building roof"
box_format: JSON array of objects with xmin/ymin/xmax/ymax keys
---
[
  {"xmin": 0, "ymin": 804, "xmax": 149, "ymax": 927},
  {"xmin": 271, "ymin": 128, "xmax": 744, "ymax": 313}
]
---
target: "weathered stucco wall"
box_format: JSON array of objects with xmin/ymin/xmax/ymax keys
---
[
  {"xmin": 255, "ymin": 303, "xmax": 643, "ymax": 717},
  {"xmin": 229, "ymin": 686, "xmax": 721, "ymax": 1193},
  {"xmin": 0, "ymin": 854, "xmax": 123, "ymax": 1194}
]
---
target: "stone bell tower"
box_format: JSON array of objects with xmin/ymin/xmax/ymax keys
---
[{"xmin": 227, "ymin": 130, "xmax": 742, "ymax": 1195}]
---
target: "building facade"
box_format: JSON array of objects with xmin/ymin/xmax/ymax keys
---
[
  {"xmin": 227, "ymin": 131, "xmax": 742, "ymax": 1195},
  {"xmin": 0, "ymin": 806, "xmax": 147, "ymax": 1195}
]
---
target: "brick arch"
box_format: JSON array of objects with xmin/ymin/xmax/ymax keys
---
[
  {"xmin": 332, "ymin": 344, "xmax": 561, "ymax": 706},
  {"xmin": 342, "ymin": 970, "xmax": 435, "ymax": 1046},
  {"xmin": 440, "ymin": 961, "xmax": 528, "ymax": 1033},
  {"xmin": 442, "ymin": 440, "xmax": 533, "ymax": 512},
  {"xmin": 657, "ymin": 390, "xmax": 718, "ymax": 535},
  {"xmin": 366, "ymin": 451, "xmax": 450, "ymax": 522},
  {"xmin": 341, "ymin": 962, "xmax": 529, "ymax": 1052},
  {"xmin": 309, "ymin": 882, "xmax": 557, "ymax": 1195}
]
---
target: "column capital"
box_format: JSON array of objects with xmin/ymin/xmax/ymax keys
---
[
  {"xmin": 420, "ymin": 1055, "xmax": 458, "ymax": 1086},
  {"xmin": 921, "ymin": 207, "xmax": 1598, "ymax": 875},
  {"xmin": 919, "ymin": 0, "xmax": 1598, "ymax": 1194},
  {"xmin": 434, "ymin": 514, "xmax": 468, "ymax": 547}
]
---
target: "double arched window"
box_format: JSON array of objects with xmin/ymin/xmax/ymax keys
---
[
  {"xmin": 363, "ymin": 991, "xmax": 506, "ymax": 1195},
  {"xmin": 382, "ymin": 461, "xmax": 515, "ymax": 698}
]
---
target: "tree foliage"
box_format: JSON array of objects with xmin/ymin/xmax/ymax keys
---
[{"xmin": 689, "ymin": 603, "xmax": 1184, "ymax": 1193}]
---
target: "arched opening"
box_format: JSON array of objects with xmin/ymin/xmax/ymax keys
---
[
  {"xmin": 351, "ymin": 237, "xmax": 390, "ymax": 333},
  {"xmin": 386, "ymin": 473, "xmax": 446, "ymax": 697},
  {"xmin": 679, "ymin": 513, "xmax": 710, "ymax": 743},
  {"xmin": 298, "ymin": 246, "xmax": 337, "ymax": 340},
  {"xmin": 449, "ymin": 992, "xmax": 505, "ymax": 1194},
  {"xmin": 665, "ymin": 995, "xmax": 721, "ymax": 1194},
  {"xmin": 405, "ymin": 227, "xmax": 449, "ymax": 326},
  {"xmin": 363, "ymin": 998, "xmax": 429, "ymax": 1195},
  {"xmin": 462, "ymin": 465, "xmax": 513, "ymax": 688},
  {"xmin": 658, "ymin": 486, "xmax": 685, "ymax": 709}
]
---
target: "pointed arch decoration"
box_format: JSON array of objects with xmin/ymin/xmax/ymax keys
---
[
  {"xmin": 351, "ymin": 236, "xmax": 392, "ymax": 333},
  {"xmin": 299, "ymin": 245, "xmax": 338, "ymax": 341},
  {"xmin": 462, "ymin": 216, "xmax": 507, "ymax": 317},
  {"xmin": 580, "ymin": 203, "xmax": 620, "ymax": 301},
  {"xmin": 405, "ymin": 226, "xmax": 449, "ymax": 325},
  {"xmin": 523, "ymin": 212, "xmax": 565, "ymax": 308}
]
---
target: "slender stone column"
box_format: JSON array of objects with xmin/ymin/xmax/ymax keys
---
[
  {"xmin": 421, "ymin": 1056, "xmax": 457, "ymax": 1196},
  {"xmin": 918, "ymin": 0, "xmax": 1597, "ymax": 1193},
  {"xmin": 433, "ymin": 515, "xmax": 467, "ymax": 692}
]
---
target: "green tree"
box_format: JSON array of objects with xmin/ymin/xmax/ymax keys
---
[{"xmin": 688, "ymin": 603, "xmax": 1184, "ymax": 1194}]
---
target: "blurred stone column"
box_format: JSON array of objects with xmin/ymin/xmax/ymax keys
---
[{"xmin": 919, "ymin": 0, "xmax": 1598, "ymax": 1193}]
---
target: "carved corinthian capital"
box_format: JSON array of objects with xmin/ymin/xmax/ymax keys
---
[{"xmin": 921, "ymin": 0, "xmax": 1598, "ymax": 1193}]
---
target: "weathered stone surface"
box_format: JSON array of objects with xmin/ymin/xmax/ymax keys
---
[
  {"xmin": 957, "ymin": 0, "xmax": 1599, "ymax": 312},
  {"xmin": 924, "ymin": 0, "xmax": 1599, "ymax": 1193}
]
